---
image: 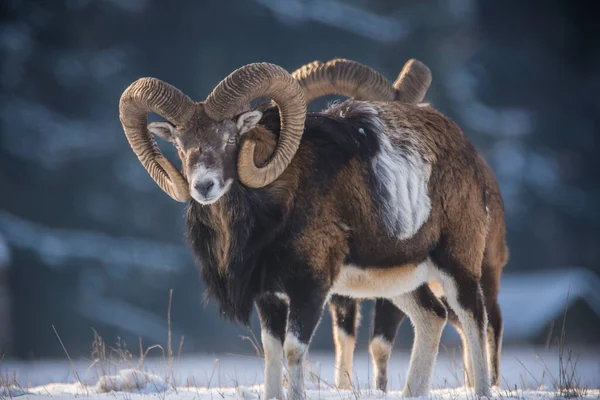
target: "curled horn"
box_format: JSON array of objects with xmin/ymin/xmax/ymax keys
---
[
  {"xmin": 292, "ymin": 58, "xmax": 395, "ymax": 103},
  {"xmin": 393, "ymin": 59, "xmax": 432, "ymax": 103},
  {"xmin": 292, "ymin": 58, "xmax": 432, "ymax": 104},
  {"xmin": 119, "ymin": 78, "xmax": 196, "ymax": 202},
  {"xmin": 204, "ymin": 63, "xmax": 306, "ymax": 188}
]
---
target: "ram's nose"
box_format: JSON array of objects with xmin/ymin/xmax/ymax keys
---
[{"xmin": 194, "ymin": 179, "xmax": 216, "ymax": 197}]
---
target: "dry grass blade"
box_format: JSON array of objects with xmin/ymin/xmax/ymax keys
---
[
  {"xmin": 177, "ymin": 335, "xmax": 185, "ymax": 363},
  {"xmin": 239, "ymin": 330, "xmax": 263, "ymax": 358},
  {"xmin": 534, "ymin": 282, "xmax": 591, "ymax": 399},
  {"xmin": 167, "ymin": 288, "xmax": 173, "ymax": 379},
  {"xmin": 52, "ymin": 325, "xmax": 84, "ymax": 391}
]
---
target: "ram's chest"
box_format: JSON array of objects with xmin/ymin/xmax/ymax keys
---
[{"xmin": 330, "ymin": 264, "xmax": 430, "ymax": 298}]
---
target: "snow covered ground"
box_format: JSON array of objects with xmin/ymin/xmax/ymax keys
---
[{"xmin": 2, "ymin": 347, "xmax": 599, "ymax": 399}]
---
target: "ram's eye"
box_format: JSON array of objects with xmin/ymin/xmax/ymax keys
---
[{"xmin": 227, "ymin": 136, "xmax": 237, "ymax": 145}]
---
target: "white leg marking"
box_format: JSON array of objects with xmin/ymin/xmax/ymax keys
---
[
  {"xmin": 437, "ymin": 272, "xmax": 491, "ymax": 396},
  {"xmin": 284, "ymin": 333, "xmax": 307, "ymax": 400},
  {"xmin": 393, "ymin": 293, "xmax": 446, "ymax": 397},
  {"xmin": 486, "ymin": 327, "xmax": 496, "ymax": 386},
  {"xmin": 369, "ymin": 335, "xmax": 392, "ymax": 391},
  {"xmin": 457, "ymin": 328, "xmax": 475, "ymax": 387},
  {"xmin": 372, "ymin": 133, "xmax": 432, "ymax": 240},
  {"xmin": 261, "ymin": 330, "xmax": 284, "ymax": 400},
  {"xmin": 495, "ymin": 325, "xmax": 503, "ymax": 386},
  {"xmin": 333, "ymin": 327, "xmax": 355, "ymax": 389}
]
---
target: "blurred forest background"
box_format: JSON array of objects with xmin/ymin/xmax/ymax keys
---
[{"xmin": 1, "ymin": 0, "xmax": 599, "ymax": 359}]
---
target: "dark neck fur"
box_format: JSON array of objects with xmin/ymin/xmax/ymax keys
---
[
  {"xmin": 186, "ymin": 102, "xmax": 383, "ymax": 324},
  {"xmin": 186, "ymin": 182, "xmax": 288, "ymax": 325}
]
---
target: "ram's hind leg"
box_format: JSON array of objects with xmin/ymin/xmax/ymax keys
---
[
  {"xmin": 444, "ymin": 268, "xmax": 503, "ymax": 387},
  {"xmin": 482, "ymin": 263, "xmax": 503, "ymax": 387},
  {"xmin": 486, "ymin": 297, "xmax": 502, "ymax": 386},
  {"xmin": 370, "ymin": 299, "xmax": 405, "ymax": 392},
  {"xmin": 440, "ymin": 277, "xmax": 489, "ymax": 395},
  {"xmin": 444, "ymin": 300, "xmax": 475, "ymax": 387},
  {"xmin": 329, "ymin": 295, "xmax": 360, "ymax": 389},
  {"xmin": 393, "ymin": 285, "xmax": 447, "ymax": 397},
  {"xmin": 432, "ymin": 243, "xmax": 491, "ymax": 397},
  {"xmin": 256, "ymin": 294, "xmax": 288, "ymax": 400}
]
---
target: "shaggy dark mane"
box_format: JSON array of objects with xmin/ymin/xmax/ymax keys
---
[{"xmin": 186, "ymin": 103, "xmax": 385, "ymax": 324}]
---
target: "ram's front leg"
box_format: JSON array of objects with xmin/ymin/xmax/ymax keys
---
[
  {"xmin": 256, "ymin": 294, "xmax": 288, "ymax": 400},
  {"xmin": 284, "ymin": 278, "xmax": 328, "ymax": 400}
]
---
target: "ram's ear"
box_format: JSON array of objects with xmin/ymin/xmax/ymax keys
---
[
  {"xmin": 148, "ymin": 121, "xmax": 178, "ymax": 142},
  {"xmin": 236, "ymin": 111, "xmax": 263, "ymax": 135}
]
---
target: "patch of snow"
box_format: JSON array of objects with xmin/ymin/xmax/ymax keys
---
[
  {"xmin": 28, "ymin": 382, "xmax": 87, "ymax": 395},
  {"xmin": 3, "ymin": 348, "xmax": 599, "ymax": 399},
  {"xmin": 95, "ymin": 369, "xmax": 168, "ymax": 393},
  {"xmin": 12, "ymin": 384, "xmax": 600, "ymax": 400}
]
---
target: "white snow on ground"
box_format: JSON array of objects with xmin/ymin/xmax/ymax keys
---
[
  {"xmin": 2, "ymin": 347, "xmax": 599, "ymax": 399},
  {"xmin": 95, "ymin": 369, "xmax": 168, "ymax": 393}
]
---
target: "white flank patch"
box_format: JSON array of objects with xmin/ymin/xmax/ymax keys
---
[
  {"xmin": 95, "ymin": 369, "xmax": 168, "ymax": 393},
  {"xmin": 372, "ymin": 133, "xmax": 432, "ymax": 240}
]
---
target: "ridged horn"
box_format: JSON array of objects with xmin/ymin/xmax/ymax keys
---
[
  {"xmin": 204, "ymin": 63, "xmax": 306, "ymax": 188},
  {"xmin": 293, "ymin": 58, "xmax": 432, "ymax": 104},
  {"xmin": 119, "ymin": 77, "xmax": 195, "ymax": 202},
  {"xmin": 393, "ymin": 59, "xmax": 432, "ymax": 103},
  {"xmin": 292, "ymin": 58, "xmax": 396, "ymax": 103}
]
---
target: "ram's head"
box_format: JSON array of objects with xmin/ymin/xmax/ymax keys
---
[{"xmin": 119, "ymin": 63, "xmax": 306, "ymax": 204}]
